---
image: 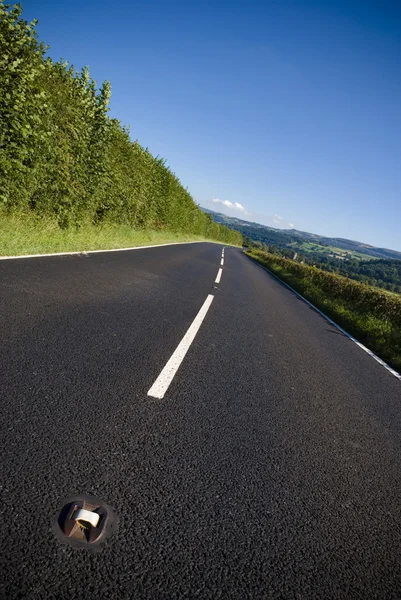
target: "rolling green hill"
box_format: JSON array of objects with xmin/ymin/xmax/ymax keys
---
[
  {"xmin": 203, "ymin": 208, "xmax": 401, "ymax": 293},
  {"xmin": 203, "ymin": 208, "xmax": 401, "ymax": 261}
]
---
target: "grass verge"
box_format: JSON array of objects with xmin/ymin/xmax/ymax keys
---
[
  {"xmin": 246, "ymin": 248, "xmax": 401, "ymax": 373},
  {"xmin": 0, "ymin": 212, "xmax": 235, "ymax": 256}
]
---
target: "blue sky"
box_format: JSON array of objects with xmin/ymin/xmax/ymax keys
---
[{"xmin": 24, "ymin": 0, "xmax": 401, "ymax": 249}]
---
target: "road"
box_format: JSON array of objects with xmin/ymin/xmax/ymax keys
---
[{"xmin": 1, "ymin": 242, "xmax": 401, "ymax": 599}]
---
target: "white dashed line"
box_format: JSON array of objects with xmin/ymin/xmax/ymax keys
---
[
  {"xmin": 147, "ymin": 294, "xmax": 215, "ymax": 399},
  {"xmin": 215, "ymin": 268, "xmax": 223, "ymax": 284},
  {"xmin": 220, "ymin": 258, "xmax": 224, "ymax": 266}
]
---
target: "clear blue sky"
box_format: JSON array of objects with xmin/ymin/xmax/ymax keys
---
[{"xmin": 24, "ymin": 0, "xmax": 401, "ymax": 249}]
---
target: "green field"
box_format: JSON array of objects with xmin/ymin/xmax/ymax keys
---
[{"xmin": 291, "ymin": 241, "xmax": 377, "ymax": 262}]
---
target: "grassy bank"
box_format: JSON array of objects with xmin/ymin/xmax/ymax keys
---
[
  {"xmin": 246, "ymin": 249, "xmax": 401, "ymax": 372},
  {"xmin": 0, "ymin": 212, "xmax": 238, "ymax": 256}
]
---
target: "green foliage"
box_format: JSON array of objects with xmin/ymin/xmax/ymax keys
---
[
  {"xmin": 247, "ymin": 249, "xmax": 401, "ymax": 372},
  {"xmin": 0, "ymin": 1, "xmax": 242, "ymax": 246},
  {"xmin": 303, "ymin": 255, "xmax": 401, "ymax": 294}
]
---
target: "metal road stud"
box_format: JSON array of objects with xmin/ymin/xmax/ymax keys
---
[{"xmin": 54, "ymin": 494, "xmax": 116, "ymax": 548}]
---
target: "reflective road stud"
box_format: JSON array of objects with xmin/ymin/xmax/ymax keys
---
[{"xmin": 54, "ymin": 494, "xmax": 116, "ymax": 548}]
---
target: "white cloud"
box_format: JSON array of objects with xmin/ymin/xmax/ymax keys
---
[
  {"xmin": 289, "ymin": 223, "xmax": 295, "ymax": 228},
  {"xmin": 212, "ymin": 198, "xmax": 248, "ymax": 214},
  {"xmin": 272, "ymin": 217, "xmax": 281, "ymax": 224},
  {"xmin": 212, "ymin": 198, "xmax": 233, "ymax": 209},
  {"xmin": 273, "ymin": 214, "xmax": 283, "ymax": 220}
]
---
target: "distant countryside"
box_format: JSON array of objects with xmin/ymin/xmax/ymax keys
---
[{"xmin": 204, "ymin": 209, "xmax": 401, "ymax": 294}]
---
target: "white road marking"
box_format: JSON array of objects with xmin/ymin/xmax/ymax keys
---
[
  {"xmin": 250, "ymin": 256, "xmax": 401, "ymax": 382},
  {"xmin": 147, "ymin": 294, "xmax": 215, "ymax": 399},
  {"xmin": 0, "ymin": 241, "xmax": 212, "ymax": 261},
  {"xmin": 215, "ymin": 268, "xmax": 223, "ymax": 284},
  {"xmin": 220, "ymin": 258, "xmax": 224, "ymax": 266}
]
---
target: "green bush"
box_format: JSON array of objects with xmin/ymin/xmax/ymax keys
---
[
  {"xmin": 0, "ymin": 1, "xmax": 242, "ymax": 246},
  {"xmin": 247, "ymin": 249, "xmax": 401, "ymax": 371}
]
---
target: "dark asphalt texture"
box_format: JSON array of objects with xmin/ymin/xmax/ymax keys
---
[{"xmin": 1, "ymin": 242, "xmax": 401, "ymax": 599}]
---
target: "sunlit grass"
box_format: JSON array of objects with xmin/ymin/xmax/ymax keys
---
[{"xmin": 0, "ymin": 212, "xmax": 235, "ymax": 256}]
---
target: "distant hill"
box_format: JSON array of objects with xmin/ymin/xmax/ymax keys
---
[{"xmin": 202, "ymin": 208, "xmax": 401, "ymax": 261}]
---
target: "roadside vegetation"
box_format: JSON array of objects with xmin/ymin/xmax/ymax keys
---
[
  {"xmin": 290, "ymin": 249, "xmax": 401, "ymax": 293},
  {"xmin": 243, "ymin": 235, "xmax": 401, "ymax": 294},
  {"xmin": 0, "ymin": 212, "xmax": 225, "ymax": 256},
  {"xmin": 0, "ymin": 2, "xmax": 242, "ymax": 254},
  {"xmin": 246, "ymin": 248, "xmax": 401, "ymax": 372}
]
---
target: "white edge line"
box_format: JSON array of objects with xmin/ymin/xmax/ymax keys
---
[
  {"xmin": 215, "ymin": 268, "xmax": 223, "ymax": 284},
  {"xmin": 147, "ymin": 294, "xmax": 215, "ymax": 399},
  {"xmin": 0, "ymin": 241, "xmax": 209, "ymax": 261},
  {"xmin": 246, "ymin": 253, "xmax": 401, "ymax": 382}
]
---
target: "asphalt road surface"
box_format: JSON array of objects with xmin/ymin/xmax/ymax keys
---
[{"xmin": 1, "ymin": 242, "xmax": 401, "ymax": 600}]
